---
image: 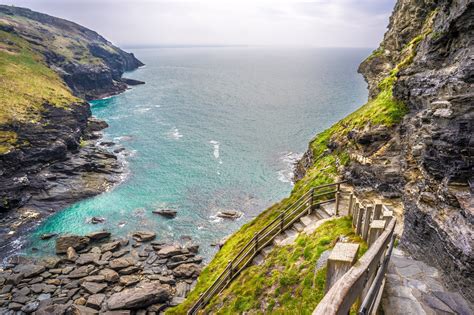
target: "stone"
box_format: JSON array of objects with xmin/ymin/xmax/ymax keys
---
[
  {"xmin": 1, "ymin": 284, "xmax": 12, "ymax": 293},
  {"xmin": 86, "ymin": 294, "xmax": 105, "ymax": 310},
  {"xmin": 216, "ymin": 210, "xmax": 242, "ymax": 219},
  {"xmin": 103, "ymin": 311, "xmax": 131, "ymax": 315},
  {"xmin": 101, "ymin": 251, "xmax": 113, "ymax": 261},
  {"xmin": 8, "ymin": 302, "xmax": 23, "ymax": 311},
  {"xmin": 74, "ymin": 297, "xmax": 87, "ymax": 305},
  {"xmin": 62, "ymin": 266, "xmax": 74, "ymax": 275},
  {"xmin": 187, "ymin": 244, "xmax": 199, "ymax": 253},
  {"xmin": 131, "ymin": 231, "xmax": 156, "ymax": 242},
  {"xmin": 118, "ymin": 266, "xmax": 141, "ymax": 275},
  {"xmin": 109, "ymin": 257, "xmax": 135, "ymax": 270},
  {"xmin": 86, "ymin": 231, "xmax": 111, "ymax": 241},
  {"xmin": 119, "ymin": 275, "xmax": 140, "ymax": 287},
  {"xmin": 29, "ymin": 276, "xmax": 43, "ymax": 284},
  {"xmin": 99, "ymin": 268, "xmax": 119, "ymax": 282},
  {"xmin": 157, "ymin": 245, "xmax": 186, "ymax": 258},
  {"xmin": 40, "ymin": 233, "xmax": 58, "ymax": 240},
  {"xmin": 35, "ymin": 304, "xmax": 68, "ymax": 315},
  {"xmin": 83, "ymin": 275, "xmax": 105, "ymax": 283},
  {"xmin": 21, "ymin": 301, "xmax": 39, "ymax": 313},
  {"xmin": 107, "ymin": 282, "xmax": 171, "ymax": 310},
  {"xmin": 76, "ymin": 253, "xmax": 101, "ymax": 265},
  {"xmin": 71, "ymin": 304, "xmax": 99, "ymax": 315},
  {"xmin": 156, "ymin": 275, "xmax": 175, "ymax": 284},
  {"xmin": 432, "ymin": 291, "xmax": 473, "ymax": 315},
  {"xmin": 152, "ymin": 209, "xmax": 177, "ymax": 218},
  {"xmin": 101, "ymin": 241, "xmax": 121, "ymax": 253},
  {"xmin": 112, "ymin": 249, "xmax": 129, "ymax": 258},
  {"xmin": 13, "ymin": 264, "xmax": 46, "ymax": 278},
  {"xmin": 56, "ymin": 235, "xmax": 90, "ymax": 254},
  {"xmin": 173, "ymin": 263, "xmax": 201, "ymax": 278},
  {"xmin": 40, "ymin": 257, "xmax": 61, "ymax": 269},
  {"xmin": 68, "ymin": 265, "xmax": 95, "ymax": 279},
  {"xmin": 81, "ymin": 282, "xmax": 107, "ymax": 294}
]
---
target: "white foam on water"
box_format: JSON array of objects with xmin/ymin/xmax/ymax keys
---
[
  {"xmin": 277, "ymin": 151, "xmax": 303, "ymax": 184},
  {"xmin": 168, "ymin": 128, "xmax": 183, "ymax": 140},
  {"xmin": 136, "ymin": 107, "xmax": 152, "ymax": 113},
  {"xmin": 210, "ymin": 140, "xmax": 223, "ymax": 164}
]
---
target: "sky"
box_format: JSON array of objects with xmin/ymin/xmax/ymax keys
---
[{"xmin": 2, "ymin": 0, "xmax": 396, "ymax": 48}]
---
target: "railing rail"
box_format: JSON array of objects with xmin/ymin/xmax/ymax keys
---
[{"xmin": 188, "ymin": 181, "xmax": 346, "ymax": 314}]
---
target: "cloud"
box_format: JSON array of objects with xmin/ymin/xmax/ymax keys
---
[{"xmin": 2, "ymin": 0, "xmax": 396, "ymax": 47}]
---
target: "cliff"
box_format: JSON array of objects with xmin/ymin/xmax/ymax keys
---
[
  {"xmin": 0, "ymin": 6, "xmax": 143, "ymax": 256},
  {"xmin": 169, "ymin": 0, "xmax": 473, "ymax": 312}
]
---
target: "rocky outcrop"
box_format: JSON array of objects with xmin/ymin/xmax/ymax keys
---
[
  {"xmin": 0, "ymin": 232, "xmax": 202, "ymax": 314},
  {"xmin": 0, "ymin": 5, "xmax": 144, "ymax": 100},
  {"xmin": 0, "ymin": 6, "xmax": 144, "ymax": 258},
  {"xmin": 295, "ymin": 0, "xmax": 473, "ymax": 302}
]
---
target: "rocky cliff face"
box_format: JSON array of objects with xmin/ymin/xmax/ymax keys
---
[
  {"xmin": 296, "ymin": 0, "xmax": 473, "ymax": 301},
  {"xmin": 358, "ymin": 0, "xmax": 473, "ymax": 300},
  {"xmin": 0, "ymin": 6, "xmax": 143, "ymax": 257},
  {"xmin": 0, "ymin": 5, "xmax": 144, "ymax": 100}
]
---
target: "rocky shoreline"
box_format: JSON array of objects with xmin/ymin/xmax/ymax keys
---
[{"xmin": 0, "ymin": 230, "xmax": 202, "ymax": 314}]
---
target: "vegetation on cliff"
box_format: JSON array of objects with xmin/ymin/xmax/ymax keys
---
[{"xmin": 168, "ymin": 8, "xmax": 438, "ymax": 314}]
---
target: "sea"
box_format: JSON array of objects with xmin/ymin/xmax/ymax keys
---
[{"xmin": 25, "ymin": 47, "xmax": 370, "ymax": 260}]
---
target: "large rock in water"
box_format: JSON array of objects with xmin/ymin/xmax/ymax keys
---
[
  {"xmin": 107, "ymin": 282, "xmax": 171, "ymax": 310},
  {"xmin": 56, "ymin": 235, "xmax": 90, "ymax": 254}
]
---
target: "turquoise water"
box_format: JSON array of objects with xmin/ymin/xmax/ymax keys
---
[{"xmin": 26, "ymin": 47, "xmax": 369, "ymax": 260}]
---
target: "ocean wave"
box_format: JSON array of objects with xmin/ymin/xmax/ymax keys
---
[
  {"xmin": 136, "ymin": 107, "xmax": 152, "ymax": 113},
  {"xmin": 210, "ymin": 140, "xmax": 223, "ymax": 164},
  {"xmin": 277, "ymin": 151, "xmax": 303, "ymax": 184},
  {"xmin": 168, "ymin": 128, "xmax": 183, "ymax": 140}
]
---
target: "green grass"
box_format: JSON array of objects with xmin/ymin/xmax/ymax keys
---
[
  {"xmin": 0, "ymin": 30, "xmax": 79, "ymax": 154},
  {"xmin": 0, "ymin": 30, "xmax": 78, "ymax": 124},
  {"xmin": 204, "ymin": 217, "xmax": 367, "ymax": 314}
]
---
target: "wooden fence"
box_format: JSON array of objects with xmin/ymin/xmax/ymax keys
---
[
  {"xmin": 313, "ymin": 199, "xmax": 396, "ymax": 315},
  {"xmin": 188, "ymin": 181, "xmax": 346, "ymax": 314}
]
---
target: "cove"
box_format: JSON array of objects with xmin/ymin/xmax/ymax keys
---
[{"xmin": 25, "ymin": 47, "xmax": 369, "ymax": 260}]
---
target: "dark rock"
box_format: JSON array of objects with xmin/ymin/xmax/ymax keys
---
[
  {"xmin": 131, "ymin": 231, "xmax": 156, "ymax": 242},
  {"xmin": 119, "ymin": 275, "xmax": 140, "ymax": 287},
  {"xmin": 88, "ymin": 216, "xmax": 106, "ymax": 224},
  {"xmin": 21, "ymin": 301, "xmax": 39, "ymax": 313},
  {"xmin": 70, "ymin": 304, "xmax": 99, "ymax": 315},
  {"xmin": 216, "ymin": 210, "xmax": 242, "ymax": 219},
  {"xmin": 152, "ymin": 209, "xmax": 177, "ymax": 218},
  {"xmin": 86, "ymin": 231, "xmax": 111, "ymax": 241},
  {"xmin": 85, "ymin": 293, "xmax": 105, "ymax": 310},
  {"xmin": 121, "ymin": 78, "xmax": 145, "ymax": 86},
  {"xmin": 101, "ymin": 241, "xmax": 121, "ymax": 253},
  {"xmin": 99, "ymin": 268, "xmax": 119, "ymax": 282},
  {"xmin": 76, "ymin": 253, "xmax": 101, "ymax": 265},
  {"xmin": 81, "ymin": 281, "xmax": 107, "ymax": 294},
  {"xmin": 14, "ymin": 264, "xmax": 45, "ymax": 278},
  {"xmin": 40, "ymin": 233, "xmax": 57, "ymax": 240},
  {"xmin": 107, "ymin": 282, "xmax": 171, "ymax": 310},
  {"xmin": 56, "ymin": 235, "xmax": 90, "ymax": 254},
  {"xmin": 173, "ymin": 263, "xmax": 201, "ymax": 279},
  {"xmin": 8, "ymin": 302, "xmax": 23, "ymax": 311},
  {"xmin": 109, "ymin": 257, "xmax": 135, "ymax": 270}
]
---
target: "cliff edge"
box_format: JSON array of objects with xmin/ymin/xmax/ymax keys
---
[{"xmin": 0, "ymin": 6, "xmax": 143, "ymax": 257}]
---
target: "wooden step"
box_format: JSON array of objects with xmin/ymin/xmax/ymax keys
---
[
  {"xmin": 284, "ymin": 228, "xmax": 298, "ymax": 239},
  {"xmin": 273, "ymin": 234, "xmax": 286, "ymax": 246}
]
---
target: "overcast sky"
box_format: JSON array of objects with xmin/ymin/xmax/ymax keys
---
[{"xmin": 2, "ymin": 0, "xmax": 396, "ymax": 48}]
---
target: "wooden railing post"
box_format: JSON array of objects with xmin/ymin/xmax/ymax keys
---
[
  {"xmin": 362, "ymin": 206, "xmax": 373, "ymax": 241},
  {"xmin": 368, "ymin": 220, "xmax": 386, "ymax": 247},
  {"xmin": 325, "ymin": 242, "xmax": 360, "ymax": 293},
  {"xmin": 348, "ymin": 193, "xmax": 354, "ymax": 216},
  {"xmin": 280, "ymin": 212, "xmax": 284, "ymax": 233},
  {"xmin": 382, "ymin": 208, "xmax": 394, "ymax": 228},
  {"xmin": 352, "ymin": 202, "xmax": 360, "ymax": 228},
  {"xmin": 309, "ymin": 188, "xmax": 314, "ymax": 215},
  {"xmin": 228, "ymin": 260, "xmax": 233, "ymax": 280},
  {"xmin": 356, "ymin": 206, "xmax": 365, "ymax": 236},
  {"xmin": 373, "ymin": 204, "xmax": 383, "ymax": 220},
  {"xmin": 254, "ymin": 233, "xmax": 259, "ymax": 253},
  {"xmin": 335, "ymin": 191, "xmax": 341, "ymax": 216}
]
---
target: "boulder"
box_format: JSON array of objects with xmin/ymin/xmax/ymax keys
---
[
  {"xmin": 56, "ymin": 235, "xmax": 90, "ymax": 254},
  {"xmin": 131, "ymin": 231, "xmax": 156, "ymax": 242},
  {"xmin": 119, "ymin": 275, "xmax": 140, "ymax": 287},
  {"xmin": 89, "ymin": 216, "xmax": 106, "ymax": 224},
  {"xmin": 69, "ymin": 265, "xmax": 95, "ymax": 279},
  {"xmin": 85, "ymin": 294, "xmax": 105, "ymax": 310},
  {"xmin": 67, "ymin": 247, "xmax": 79, "ymax": 261},
  {"xmin": 71, "ymin": 304, "xmax": 99, "ymax": 315},
  {"xmin": 13, "ymin": 264, "xmax": 45, "ymax": 278},
  {"xmin": 109, "ymin": 257, "xmax": 135, "ymax": 270},
  {"xmin": 100, "ymin": 241, "xmax": 121, "ymax": 253},
  {"xmin": 76, "ymin": 253, "xmax": 100, "ymax": 265},
  {"xmin": 107, "ymin": 282, "xmax": 171, "ymax": 310},
  {"xmin": 99, "ymin": 268, "xmax": 119, "ymax": 282},
  {"xmin": 40, "ymin": 233, "xmax": 57, "ymax": 240},
  {"xmin": 157, "ymin": 245, "xmax": 186, "ymax": 258},
  {"xmin": 216, "ymin": 210, "xmax": 242, "ymax": 219},
  {"xmin": 152, "ymin": 209, "xmax": 177, "ymax": 218},
  {"xmin": 86, "ymin": 231, "xmax": 111, "ymax": 241},
  {"xmin": 81, "ymin": 281, "xmax": 107, "ymax": 294},
  {"xmin": 173, "ymin": 263, "xmax": 201, "ymax": 278}
]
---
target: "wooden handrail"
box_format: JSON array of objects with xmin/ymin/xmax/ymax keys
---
[
  {"xmin": 312, "ymin": 218, "xmax": 396, "ymax": 315},
  {"xmin": 188, "ymin": 181, "xmax": 346, "ymax": 314}
]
